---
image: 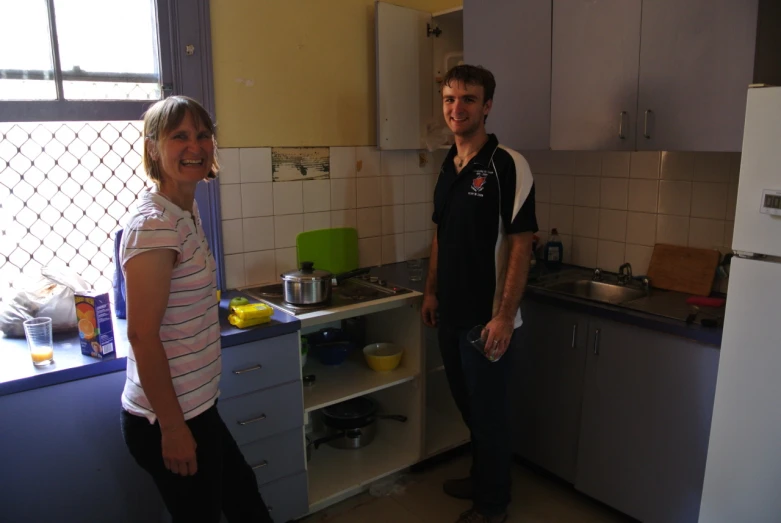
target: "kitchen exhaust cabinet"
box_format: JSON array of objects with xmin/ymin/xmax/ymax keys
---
[
  {"xmin": 575, "ymin": 318, "xmax": 720, "ymax": 523},
  {"xmin": 463, "ymin": 0, "xmax": 552, "ymax": 151},
  {"xmin": 550, "ymin": 0, "xmax": 642, "ymax": 151},
  {"xmin": 511, "ymin": 301, "xmax": 588, "ymax": 484}
]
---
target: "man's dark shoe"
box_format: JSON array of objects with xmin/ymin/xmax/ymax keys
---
[
  {"xmin": 443, "ymin": 477, "xmax": 473, "ymax": 500},
  {"xmin": 455, "ymin": 508, "xmax": 508, "ymax": 523}
]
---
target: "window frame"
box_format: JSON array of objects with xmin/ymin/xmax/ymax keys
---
[{"xmin": 0, "ymin": 0, "xmax": 225, "ymax": 290}]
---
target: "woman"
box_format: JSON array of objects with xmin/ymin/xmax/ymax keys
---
[{"xmin": 119, "ymin": 96, "xmax": 272, "ymax": 523}]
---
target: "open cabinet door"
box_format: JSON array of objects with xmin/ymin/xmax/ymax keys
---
[{"xmin": 376, "ymin": 1, "xmax": 433, "ymax": 150}]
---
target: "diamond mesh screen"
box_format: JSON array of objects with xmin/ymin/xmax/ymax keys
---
[{"xmin": 0, "ymin": 121, "xmax": 152, "ymax": 297}]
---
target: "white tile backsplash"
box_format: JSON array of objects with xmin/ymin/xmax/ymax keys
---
[
  {"xmin": 380, "ymin": 150, "xmax": 406, "ymax": 176},
  {"xmin": 382, "ymin": 205, "xmax": 405, "ymax": 235},
  {"xmin": 660, "ymin": 152, "xmax": 695, "ymax": 181},
  {"xmin": 657, "ymin": 215, "xmax": 690, "ymax": 246},
  {"xmin": 597, "ymin": 240, "xmax": 626, "ymax": 271},
  {"xmin": 405, "ymin": 203, "xmax": 429, "ymax": 233},
  {"xmin": 330, "ymin": 178, "xmax": 357, "ymax": 210},
  {"xmin": 405, "ymin": 231, "xmax": 429, "ymax": 259},
  {"xmin": 630, "ymin": 152, "xmax": 661, "ymax": 179},
  {"xmin": 570, "ymin": 152, "xmax": 602, "ymax": 176},
  {"xmin": 599, "ymin": 209, "xmax": 627, "ymax": 242},
  {"xmin": 217, "ymin": 148, "xmax": 240, "ymax": 184},
  {"xmin": 729, "ymin": 153, "xmax": 742, "ymax": 183},
  {"xmin": 223, "ymin": 254, "xmax": 245, "ymax": 289},
  {"xmin": 574, "ymin": 177, "xmax": 600, "ymax": 208},
  {"xmin": 219, "ymin": 184, "xmax": 242, "ymax": 220},
  {"xmin": 727, "ymin": 183, "xmax": 739, "ymax": 221},
  {"xmin": 534, "ymin": 174, "xmax": 551, "ymax": 203},
  {"xmin": 303, "ymin": 211, "xmax": 331, "ymax": 232},
  {"xmin": 273, "ymin": 181, "xmax": 303, "ymax": 215},
  {"xmin": 382, "ymin": 234, "xmax": 405, "ymax": 264},
  {"xmin": 244, "ymin": 250, "xmax": 276, "ymax": 286},
  {"xmin": 357, "ymin": 177, "xmax": 382, "ymax": 208},
  {"xmin": 243, "ymin": 216, "xmax": 275, "ymax": 252},
  {"xmin": 548, "ymin": 205, "xmax": 574, "ymax": 235},
  {"xmin": 624, "ymin": 244, "xmax": 653, "ymax": 275},
  {"xmin": 573, "ymin": 207, "xmax": 600, "ymax": 238},
  {"xmin": 240, "ymin": 148, "xmax": 272, "ymax": 183},
  {"xmin": 688, "ymin": 218, "xmax": 726, "ymax": 250},
  {"xmin": 273, "ymin": 214, "xmax": 303, "ymax": 248},
  {"xmin": 331, "ymin": 209, "xmax": 357, "ymax": 229},
  {"xmin": 381, "ymin": 176, "xmax": 405, "ymax": 206},
  {"xmin": 600, "ymin": 178, "xmax": 629, "ymax": 210},
  {"xmin": 330, "ymin": 147, "xmax": 357, "ymax": 178},
  {"xmin": 535, "ymin": 202, "xmax": 550, "ymax": 232},
  {"xmin": 628, "ymin": 179, "xmax": 659, "ymax": 213},
  {"xmin": 691, "ymin": 182, "xmax": 728, "ymax": 220},
  {"xmin": 549, "ymin": 175, "xmax": 575, "ymax": 205},
  {"xmin": 221, "ymin": 219, "xmax": 243, "ymax": 255},
  {"xmin": 601, "ymin": 152, "xmax": 631, "ymax": 178},
  {"xmin": 359, "ymin": 237, "xmax": 382, "ymax": 268},
  {"xmin": 404, "ymin": 175, "xmax": 432, "ymax": 204},
  {"xmin": 626, "ymin": 212, "xmax": 657, "ymax": 246},
  {"xmin": 274, "ymin": 248, "xmax": 298, "ymax": 278},
  {"xmin": 303, "ymin": 179, "xmax": 331, "ymax": 213},
  {"xmin": 405, "ymin": 151, "xmax": 437, "ymax": 175},
  {"xmin": 356, "ymin": 207, "xmax": 382, "ymax": 238},
  {"xmin": 657, "ymin": 181, "xmax": 692, "ymax": 217},
  {"xmin": 693, "ymin": 153, "xmax": 731, "ymax": 183},
  {"xmin": 571, "ymin": 236, "xmax": 598, "ymax": 267},
  {"xmin": 241, "ymin": 182, "xmax": 274, "ymax": 218}
]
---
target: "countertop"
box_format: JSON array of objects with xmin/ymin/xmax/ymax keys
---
[
  {"xmin": 0, "ymin": 290, "xmax": 300, "ymax": 397},
  {"xmin": 370, "ymin": 259, "xmax": 724, "ymax": 347}
]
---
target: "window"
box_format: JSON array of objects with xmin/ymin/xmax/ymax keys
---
[{"xmin": 0, "ymin": 0, "xmax": 222, "ymax": 297}]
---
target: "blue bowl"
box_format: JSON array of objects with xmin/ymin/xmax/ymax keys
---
[{"xmin": 315, "ymin": 341, "xmax": 355, "ymax": 366}]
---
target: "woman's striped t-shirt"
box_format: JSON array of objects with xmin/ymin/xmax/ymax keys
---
[{"xmin": 120, "ymin": 188, "xmax": 221, "ymax": 424}]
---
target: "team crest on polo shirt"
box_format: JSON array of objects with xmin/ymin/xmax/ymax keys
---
[{"xmin": 469, "ymin": 170, "xmax": 491, "ymax": 197}]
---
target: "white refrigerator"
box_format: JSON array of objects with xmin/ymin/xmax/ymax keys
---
[{"xmin": 699, "ymin": 86, "xmax": 781, "ymax": 522}]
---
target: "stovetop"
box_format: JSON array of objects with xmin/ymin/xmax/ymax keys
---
[{"xmin": 241, "ymin": 276, "xmax": 413, "ymax": 316}]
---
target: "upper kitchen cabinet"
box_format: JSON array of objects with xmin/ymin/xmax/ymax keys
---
[
  {"xmin": 550, "ymin": 0, "xmax": 642, "ymax": 151},
  {"xmin": 636, "ymin": 0, "xmax": 759, "ymax": 151},
  {"xmin": 375, "ymin": 3, "xmax": 463, "ymax": 150},
  {"xmin": 463, "ymin": 0, "xmax": 552, "ymax": 151}
]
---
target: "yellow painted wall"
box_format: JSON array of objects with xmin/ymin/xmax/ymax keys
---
[{"xmin": 210, "ymin": 0, "xmax": 462, "ymax": 147}]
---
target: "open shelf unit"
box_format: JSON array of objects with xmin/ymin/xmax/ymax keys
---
[{"xmin": 306, "ymin": 379, "xmax": 423, "ymax": 513}]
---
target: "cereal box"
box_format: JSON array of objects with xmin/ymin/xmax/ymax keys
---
[{"xmin": 74, "ymin": 291, "xmax": 115, "ymax": 358}]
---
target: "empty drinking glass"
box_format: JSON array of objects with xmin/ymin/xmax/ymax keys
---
[
  {"xmin": 23, "ymin": 317, "xmax": 54, "ymax": 367},
  {"xmin": 407, "ymin": 259, "xmax": 423, "ymax": 282},
  {"xmin": 466, "ymin": 324, "xmax": 501, "ymax": 362}
]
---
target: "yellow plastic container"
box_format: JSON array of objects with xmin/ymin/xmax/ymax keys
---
[
  {"xmin": 362, "ymin": 343, "xmax": 403, "ymax": 372},
  {"xmin": 231, "ymin": 303, "xmax": 274, "ymax": 321},
  {"xmin": 228, "ymin": 314, "xmax": 272, "ymax": 329}
]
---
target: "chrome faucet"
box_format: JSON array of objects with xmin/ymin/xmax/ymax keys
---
[
  {"xmin": 617, "ymin": 263, "xmax": 633, "ymax": 285},
  {"xmin": 592, "ymin": 268, "xmax": 603, "ymax": 282}
]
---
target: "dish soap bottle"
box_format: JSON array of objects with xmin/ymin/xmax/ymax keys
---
[{"xmin": 544, "ymin": 228, "xmax": 563, "ymax": 270}]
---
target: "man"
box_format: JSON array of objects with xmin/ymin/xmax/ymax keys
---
[{"xmin": 422, "ymin": 64, "xmax": 537, "ymax": 523}]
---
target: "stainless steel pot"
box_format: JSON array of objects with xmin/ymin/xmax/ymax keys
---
[
  {"xmin": 280, "ymin": 262, "xmax": 370, "ymax": 306},
  {"xmin": 312, "ymin": 396, "xmax": 407, "ymax": 450}
]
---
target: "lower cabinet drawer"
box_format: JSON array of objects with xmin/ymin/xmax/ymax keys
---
[
  {"xmin": 241, "ymin": 428, "xmax": 306, "ymax": 488},
  {"xmin": 220, "ymin": 333, "xmax": 300, "ymax": 400},
  {"xmin": 260, "ymin": 472, "xmax": 309, "ymax": 523},
  {"xmin": 218, "ymin": 381, "xmax": 303, "ymax": 446}
]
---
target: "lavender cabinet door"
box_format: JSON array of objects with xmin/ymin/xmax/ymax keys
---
[
  {"xmin": 550, "ymin": 0, "xmax": 641, "ymax": 151},
  {"xmin": 636, "ymin": 0, "xmax": 759, "ymax": 151},
  {"xmin": 463, "ymin": 0, "xmax": 551, "ymax": 151}
]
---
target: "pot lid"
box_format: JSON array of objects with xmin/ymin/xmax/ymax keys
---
[
  {"xmin": 322, "ymin": 396, "xmax": 377, "ymax": 420},
  {"xmin": 281, "ymin": 261, "xmax": 332, "ymax": 282}
]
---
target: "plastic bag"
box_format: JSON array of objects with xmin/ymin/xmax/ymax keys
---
[{"xmin": 0, "ymin": 266, "xmax": 91, "ymax": 338}]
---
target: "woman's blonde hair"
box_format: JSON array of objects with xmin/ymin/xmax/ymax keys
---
[{"xmin": 142, "ymin": 96, "xmax": 219, "ymax": 186}]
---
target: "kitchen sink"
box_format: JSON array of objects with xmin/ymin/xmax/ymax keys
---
[{"xmin": 542, "ymin": 279, "xmax": 647, "ymax": 304}]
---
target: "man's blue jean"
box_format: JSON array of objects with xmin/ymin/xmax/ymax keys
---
[{"xmin": 437, "ymin": 323, "xmax": 517, "ymax": 516}]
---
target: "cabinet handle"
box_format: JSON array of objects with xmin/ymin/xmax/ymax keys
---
[
  {"xmin": 618, "ymin": 111, "xmax": 627, "ymax": 140},
  {"xmin": 251, "ymin": 460, "xmax": 269, "ymax": 470},
  {"xmin": 233, "ymin": 364, "xmax": 262, "ymax": 375},
  {"xmin": 571, "ymin": 324, "xmax": 578, "ymax": 349},
  {"xmin": 643, "ymin": 110, "xmax": 652, "ymax": 139},
  {"xmin": 237, "ymin": 413, "xmax": 267, "ymax": 426},
  {"xmin": 593, "ymin": 328, "xmax": 601, "ymax": 355}
]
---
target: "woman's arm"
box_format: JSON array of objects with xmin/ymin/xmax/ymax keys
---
[{"xmin": 125, "ymin": 248, "xmax": 198, "ymax": 476}]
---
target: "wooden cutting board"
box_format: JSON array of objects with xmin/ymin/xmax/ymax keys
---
[{"xmin": 646, "ymin": 244, "xmax": 721, "ymax": 296}]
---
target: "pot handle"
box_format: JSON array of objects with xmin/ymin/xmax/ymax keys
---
[
  {"xmin": 376, "ymin": 414, "xmax": 408, "ymax": 423},
  {"xmin": 312, "ymin": 432, "xmax": 344, "ymax": 449},
  {"xmin": 333, "ymin": 267, "xmax": 371, "ymax": 284}
]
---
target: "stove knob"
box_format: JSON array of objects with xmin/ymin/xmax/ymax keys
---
[
  {"xmin": 369, "ymin": 276, "xmax": 379, "ymax": 283},
  {"xmin": 378, "ymin": 279, "xmax": 386, "ymax": 287}
]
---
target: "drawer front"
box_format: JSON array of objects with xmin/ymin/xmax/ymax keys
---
[
  {"xmin": 240, "ymin": 428, "xmax": 306, "ymax": 488},
  {"xmin": 260, "ymin": 472, "xmax": 309, "ymax": 523},
  {"xmin": 218, "ymin": 381, "xmax": 304, "ymax": 446},
  {"xmin": 221, "ymin": 333, "xmax": 300, "ymax": 400}
]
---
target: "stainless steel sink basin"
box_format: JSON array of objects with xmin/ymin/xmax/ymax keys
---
[{"xmin": 543, "ymin": 279, "xmax": 646, "ymax": 304}]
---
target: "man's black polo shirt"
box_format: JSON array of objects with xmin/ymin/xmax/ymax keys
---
[{"xmin": 432, "ymin": 134, "xmax": 538, "ymax": 330}]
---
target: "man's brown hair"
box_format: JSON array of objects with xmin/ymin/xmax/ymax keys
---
[{"xmin": 442, "ymin": 64, "xmax": 496, "ymax": 122}]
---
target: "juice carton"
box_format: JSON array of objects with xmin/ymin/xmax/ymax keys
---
[{"xmin": 74, "ymin": 291, "xmax": 115, "ymax": 359}]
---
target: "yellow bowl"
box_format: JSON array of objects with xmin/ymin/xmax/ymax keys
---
[{"xmin": 363, "ymin": 343, "xmax": 403, "ymax": 372}]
